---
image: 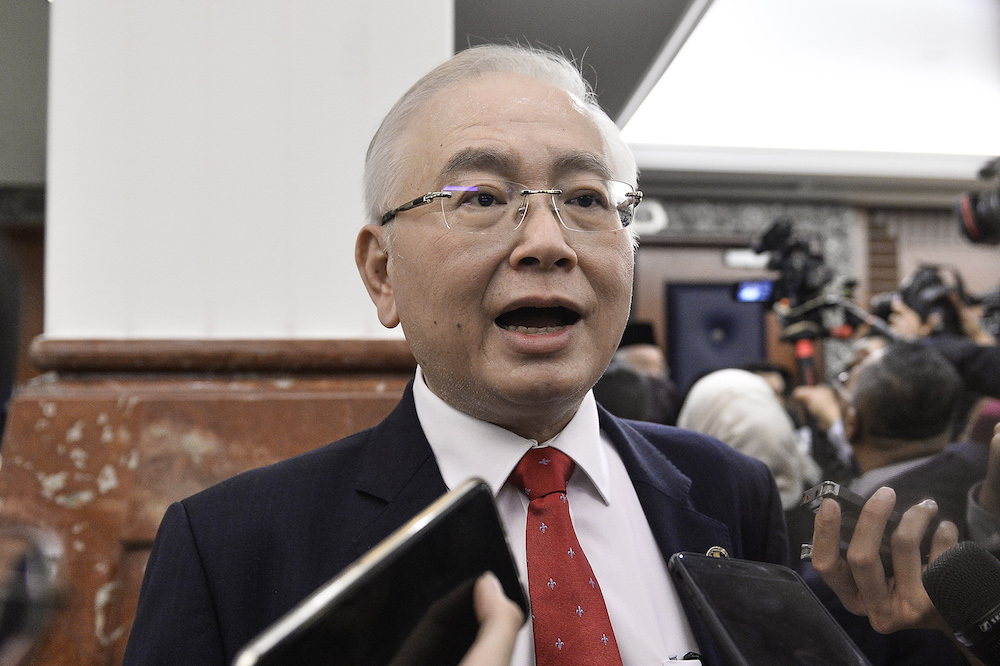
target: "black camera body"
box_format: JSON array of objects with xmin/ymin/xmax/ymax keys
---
[
  {"xmin": 752, "ymin": 218, "xmax": 833, "ymax": 311},
  {"xmin": 896, "ymin": 265, "xmax": 966, "ymax": 336},
  {"xmin": 873, "ymin": 264, "xmax": 999, "ymax": 338},
  {"xmin": 955, "ymin": 156, "xmax": 1000, "ymax": 245}
]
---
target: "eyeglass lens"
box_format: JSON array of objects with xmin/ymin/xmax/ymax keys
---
[{"xmin": 438, "ymin": 179, "xmax": 636, "ymax": 234}]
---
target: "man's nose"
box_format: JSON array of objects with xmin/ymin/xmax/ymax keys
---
[{"xmin": 509, "ymin": 193, "xmax": 578, "ymax": 269}]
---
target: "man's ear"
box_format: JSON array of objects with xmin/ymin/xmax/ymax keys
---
[{"xmin": 355, "ymin": 225, "xmax": 400, "ymax": 328}]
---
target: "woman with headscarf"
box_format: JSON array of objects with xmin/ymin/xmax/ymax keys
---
[{"xmin": 678, "ymin": 368, "xmax": 821, "ymax": 510}]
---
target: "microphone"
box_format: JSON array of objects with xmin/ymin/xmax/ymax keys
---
[{"xmin": 923, "ymin": 541, "xmax": 1000, "ymax": 665}]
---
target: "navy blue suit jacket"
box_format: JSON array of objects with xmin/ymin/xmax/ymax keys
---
[{"xmin": 123, "ymin": 383, "xmax": 788, "ymax": 665}]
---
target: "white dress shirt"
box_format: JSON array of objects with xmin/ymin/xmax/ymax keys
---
[{"xmin": 413, "ymin": 367, "xmax": 700, "ymax": 665}]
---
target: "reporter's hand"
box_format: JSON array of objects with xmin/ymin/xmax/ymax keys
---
[
  {"xmin": 791, "ymin": 384, "xmax": 841, "ymax": 431},
  {"xmin": 811, "ymin": 486, "xmax": 959, "ymax": 634},
  {"xmin": 949, "ymin": 292, "xmax": 996, "ymax": 344},
  {"xmin": 889, "ymin": 298, "xmax": 936, "ymax": 340},
  {"xmin": 458, "ymin": 572, "xmax": 524, "ymax": 666}
]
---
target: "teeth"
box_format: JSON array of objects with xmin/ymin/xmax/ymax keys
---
[{"xmin": 502, "ymin": 324, "xmax": 565, "ymax": 334}]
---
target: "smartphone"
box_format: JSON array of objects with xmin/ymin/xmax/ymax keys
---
[
  {"xmin": 799, "ymin": 481, "xmax": 935, "ymax": 575},
  {"xmin": 668, "ymin": 552, "xmax": 872, "ymax": 666},
  {"xmin": 232, "ymin": 478, "xmax": 529, "ymax": 666}
]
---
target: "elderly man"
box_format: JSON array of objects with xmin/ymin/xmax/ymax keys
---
[{"xmin": 123, "ymin": 44, "xmax": 788, "ymax": 665}]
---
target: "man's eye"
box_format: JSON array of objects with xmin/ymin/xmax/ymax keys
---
[
  {"xmin": 455, "ymin": 186, "xmax": 506, "ymax": 207},
  {"xmin": 567, "ymin": 192, "xmax": 606, "ymax": 209},
  {"xmin": 474, "ymin": 192, "xmax": 498, "ymax": 207}
]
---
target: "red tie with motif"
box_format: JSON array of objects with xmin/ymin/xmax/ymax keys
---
[{"xmin": 510, "ymin": 447, "xmax": 624, "ymax": 666}]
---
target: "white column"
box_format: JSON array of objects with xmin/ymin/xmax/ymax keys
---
[{"xmin": 45, "ymin": 0, "xmax": 452, "ymax": 340}]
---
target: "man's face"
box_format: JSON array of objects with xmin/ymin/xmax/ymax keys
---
[{"xmin": 357, "ymin": 72, "xmax": 635, "ymax": 441}]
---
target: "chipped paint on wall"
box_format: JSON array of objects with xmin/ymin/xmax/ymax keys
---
[
  {"xmin": 38, "ymin": 471, "xmax": 68, "ymax": 499},
  {"xmin": 97, "ymin": 465, "xmax": 118, "ymax": 494},
  {"xmin": 70, "ymin": 448, "xmax": 88, "ymax": 470},
  {"xmin": 66, "ymin": 421, "xmax": 84, "ymax": 443},
  {"xmin": 124, "ymin": 450, "xmax": 139, "ymax": 470},
  {"xmin": 55, "ymin": 490, "xmax": 96, "ymax": 508},
  {"xmin": 94, "ymin": 581, "xmax": 125, "ymax": 647},
  {"xmin": 180, "ymin": 431, "xmax": 218, "ymax": 464}
]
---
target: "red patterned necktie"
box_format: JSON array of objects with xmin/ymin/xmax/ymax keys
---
[{"xmin": 510, "ymin": 447, "xmax": 624, "ymax": 666}]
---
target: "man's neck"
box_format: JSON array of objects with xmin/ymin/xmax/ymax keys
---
[{"xmin": 853, "ymin": 434, "xmax": 950, "ymax": 474}]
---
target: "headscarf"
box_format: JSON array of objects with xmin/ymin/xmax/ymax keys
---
[{"xmin": 678, "ymin": 368, "xmax": 821, "ymax": 510}]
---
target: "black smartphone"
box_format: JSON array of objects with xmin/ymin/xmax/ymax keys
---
[
  {"xmin": 799, "ymin": 481, "xmax": 936, "ymax": 575},
  {"xmin": 232, "ymin": 479, "xmax": 529, "ymax": 666},
  {"xmin": 668, "ymin": 552, "xmax": 872, "ymax": 666}
]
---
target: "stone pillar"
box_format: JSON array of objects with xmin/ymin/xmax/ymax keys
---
[{"xmin": 0, "ymin": 339, "xmax": 414, "ymax": 665}]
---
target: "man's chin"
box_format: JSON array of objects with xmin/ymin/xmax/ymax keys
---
[{"xmin": 490, "ymin": 373, "xmax": 593, "ymax": 412}]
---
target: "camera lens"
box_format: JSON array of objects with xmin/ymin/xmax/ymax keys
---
[{"xmin": 955, "ymin": 187, "xmax": 1000, "ymax": 245}]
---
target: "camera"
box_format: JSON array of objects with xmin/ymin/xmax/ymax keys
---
[
  {"xmin": 955, "ymin": 156, "xmax": 1000, "ymax": 245},
  {"xmin": 872, "ymin": 264, "xmax": 998, "ymax": 338},
  {"xmin": 748, "ymin": 218, "xmax": 897, "ymax": 346},
  {"xmin": 751, "ymin": 217, "xmax": 833, "ymax": 312},
  {"xmin": 896, "ymin": 264, "xmax": 966, "ymax": 336}
]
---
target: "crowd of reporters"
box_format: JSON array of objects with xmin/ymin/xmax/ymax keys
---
[{"xmin": 594, "ymin": 263, "xmax": 1000, "ymax": 665}]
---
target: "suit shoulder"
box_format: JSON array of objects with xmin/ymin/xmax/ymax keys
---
[
  {"xmin": 628, "ymin": 420, "xmax": 772, "ymax": 476},
  {"xmin": 183, "ymin": 426, "xmax": 377, "ymax": 510}
]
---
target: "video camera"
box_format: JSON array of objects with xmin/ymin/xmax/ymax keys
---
[
  {"xmin": 955, "ymin": 156, "xmax": 1000, "ymax": 245},
  {"xmin": 752, "ymin": 218, "xmax": 833, "ymax": 314},
  {"xmin": 747, "ymin": 218, "xmax": 891, "ymax": 343}
]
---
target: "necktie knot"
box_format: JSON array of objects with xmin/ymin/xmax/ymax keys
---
[{"xmin": 511, "ymin": 447, "xmax": 574, "ymax": 500}]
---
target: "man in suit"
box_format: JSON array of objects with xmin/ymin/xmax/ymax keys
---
[
  {"xmin": 804, "ymin": 341, "xmax": 985, "ymax": 664},
  {"xmin": 123, "ymin": 44, "xmax": 788, "ymax": 665}
]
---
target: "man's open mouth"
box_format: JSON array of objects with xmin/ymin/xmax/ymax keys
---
[{"xmin": 495, "ymin": 306, "xmax": 581, "ymax": 334}]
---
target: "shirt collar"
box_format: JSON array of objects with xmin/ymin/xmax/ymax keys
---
[{"xmin": 412, "ymin": 365, "xmax": 612, "ymax": 504}]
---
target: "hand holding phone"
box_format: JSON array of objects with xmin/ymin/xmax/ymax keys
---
[
  {"xmin": 799, "ymin": 481, "xmax": 939, "ymax": 576},
  {"xmin": 808, "ymin": 484, "xmax": 959, "ymax": 634}
]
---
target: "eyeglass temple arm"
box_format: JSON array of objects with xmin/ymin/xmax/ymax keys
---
[{"xmin": 380, "ymin": 191, "xmax": 453, "ymax": 225}]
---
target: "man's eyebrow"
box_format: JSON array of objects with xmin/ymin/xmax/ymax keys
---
[
  {"xmin": 442, "ymin": 149, "xmax": 519, "ymax": 180},
  {"xmin": 551, "ymin": 153, "xmax": 615, "ymax": 181}
]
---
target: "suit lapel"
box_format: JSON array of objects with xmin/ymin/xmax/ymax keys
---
[
  {"xmin": 598, "ymin": 407, "xmax": 735, "ymax": 561},
  {"xmin": 348, "ymin": 382, "xmax": 449, "ymax": 557}
]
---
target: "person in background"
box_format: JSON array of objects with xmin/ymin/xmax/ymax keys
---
[
  {"xmin": 591, "ymin": 360, "xmax": 655, "ymax": 422},
  {"xmin": 678, "ymin": 368, "xmax": 821, "ymax": 511},
  {"xmin": 890, "ymin": 280, "xmax": 1000, "ymax": 425},
  {"xmin": 594, "ymin": 321, "xmax": 680, "ymax": 425},
  {"xmin": 807, "ymin": 340, "xmax": 984, "ymax": 665},
  {"xmin": 677, "ymin": 367, "xmax": 821, "ymax": 567},
  {"xmin": 741, "ymin": 358, "xmax": 857, "ymax": 485},
  {"xmin": 792, "ymin": 332, "xmax": 892, "ymax": 485},
  {"xmin": 840, "ymin": 341, "xmax": 984, "ymax": 532},
  {"xmin": 123, "ymin": 44, "xmax": 788, "ymax": 666}
]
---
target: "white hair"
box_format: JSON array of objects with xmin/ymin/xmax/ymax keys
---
[{"xmin": 362, "ymin": 44, "xmax": 639, "ymax": 245}]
